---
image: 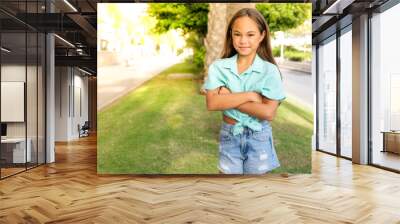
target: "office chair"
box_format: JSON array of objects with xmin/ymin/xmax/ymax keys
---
[{"xmin": 79, "ymin": 121, "xmax": 90, "ymax": 138}]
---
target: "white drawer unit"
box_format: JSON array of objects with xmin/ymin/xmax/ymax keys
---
[{"xmin": 1, "ymin": 138, "xmax": 32, "ymax": 163}]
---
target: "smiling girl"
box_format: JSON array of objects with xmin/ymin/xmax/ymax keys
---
[{"xmin": 203, "ymin": 8, "xmax": 286, "ymax": 174}]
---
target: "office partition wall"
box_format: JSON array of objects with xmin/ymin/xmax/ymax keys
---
[
  {"xmin": 0, "ymin": 31, "xmax": 28, "ymax": 177},
  {"xmin": 315, "ymin": 24, "xmax": 354, "ymax": 159},
  {"xmin": 0, "ymin": 1, "xmax": 46, "ymax": 179},
  {"xmin": 370, "ymin": 3, "xmax": 400, "ymax": 171},
  {"xmin": 317, "ymin": 35, "xmax": 337, "ymax": 155},
  {"xmin": 339, "ymin": 26, "xmax": 352, "ymax": 159}
]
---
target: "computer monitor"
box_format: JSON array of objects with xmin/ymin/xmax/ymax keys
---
[{"xmin": 1, "ymin": 123, "xmax": 7, "ymax": 137}]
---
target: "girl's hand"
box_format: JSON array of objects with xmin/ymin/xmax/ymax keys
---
[
  {"xmin": 218, "ymin": 86, "xmax": 231, "ymax": 94},
  {"xmin": 218, "ymin": 87, "xmax": 262, "ymax": 104}
]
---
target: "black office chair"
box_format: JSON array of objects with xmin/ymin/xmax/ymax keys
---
[{"xmin": 79, "ymin": 121, "xmax": 90, "ymax": 138}]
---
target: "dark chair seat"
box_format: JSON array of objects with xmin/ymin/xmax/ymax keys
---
[{"xmin": 79, "ymin": 121, "xmax": 90, "ymax": 138}]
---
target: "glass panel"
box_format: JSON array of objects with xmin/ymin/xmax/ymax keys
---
[
  {"xmin": 340, "ymin": 29, "xmax": 352, "ymax": 158},
  {"xmin": 26, "ymin": 1, "xmax": 38, "ymax": 168},
  {"xmin": 0, "ymin": 1, "xmax": 46, "ymax": 178},
  {"xmin": 1, "ymin": 31, "xmax": 27, "ymax": 177},
  {"xmin": 371, "ymin": 4, "xmax": 400, "ymax": 171},
  {"xmin": 317, "ymin": 36, "xmax": 337, "ymax": 154},
  {"xmin": 27, "ymin": 31, "xmax": 38, "ymax": 169},
  {"xmin": 38, "ymin": 32, "xmax": 45, "ymax": 165}
]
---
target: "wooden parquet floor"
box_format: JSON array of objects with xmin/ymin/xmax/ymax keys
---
[{"xmin": 1, "ymin": 134, "xmax": 400, "ymax": 223}]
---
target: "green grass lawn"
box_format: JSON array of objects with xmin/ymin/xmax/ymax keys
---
[{"xmin": 98, "ymin": 62, "xmax": 312, "ymax": 174}]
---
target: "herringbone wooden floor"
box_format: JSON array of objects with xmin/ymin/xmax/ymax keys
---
[{"xmin": 0, "ymin": 134, "xmax": 399, "ymax": 224}]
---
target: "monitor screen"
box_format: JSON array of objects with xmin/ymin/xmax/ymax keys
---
[{"xmin": 1, "ymin": 123, "xmax": 7, "ymax": 137}]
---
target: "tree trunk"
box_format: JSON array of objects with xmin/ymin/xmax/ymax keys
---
[
  {"xmin": 202, "ymin": 3, "xmax": 255, "ymax": 89},
  {"xmin": 204, "ymin": 3, "xmax": 227, "ymax": 77}
]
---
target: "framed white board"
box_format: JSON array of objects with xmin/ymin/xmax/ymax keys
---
[{"xmin": 1, "ymin": 81, "xmax": 25, "ymax": 122}]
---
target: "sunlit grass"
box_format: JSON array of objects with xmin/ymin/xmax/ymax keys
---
[{"xmin": 98, "ymin": 62, "xmax": 313, "ymax": 174}]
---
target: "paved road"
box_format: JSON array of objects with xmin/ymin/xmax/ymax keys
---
[
  {"xmin": 280, "ymin": 68, "xmax": 313, "ymax": 110},
  {"xmin": 98, "ymin": 55, "xmax": 182, "ymax": 110}
]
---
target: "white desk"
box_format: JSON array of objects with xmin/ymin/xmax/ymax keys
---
[{"xmin": 1, "ymin": 138, "xmax": 31, "ymax": 163}]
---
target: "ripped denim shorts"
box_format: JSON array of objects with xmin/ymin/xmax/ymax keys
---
[{"xmin": 218, "ymin": 121, "xmax": 280, "ymax": 174}]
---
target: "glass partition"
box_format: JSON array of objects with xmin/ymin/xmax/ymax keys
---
[
  {"xmin": 27, "ymin": 30, "xmax": 38, "ymax": 169},
  {"xmin": 1, "ymin": 31, "xmax": 27, "ymax": 177},
  {"xmin": 371, "ymin": 3, "xmax": 400, "ymax": 171},
  {"xmin": 0, "ymin": 1, "xmax": 46, "ymax": 179},
  {"xmin": 38, "ymin": 32, "xmax": 45, "ymax": 165},
  {"xmin": 339, "ymin": 27, "xmax": 352, "ymax": 158},
  {"xmin": 317, "ymin": 35, "xmax": 337, "ymax": 154}
]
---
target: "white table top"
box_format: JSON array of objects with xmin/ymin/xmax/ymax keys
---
[{"xmin": 1, "ymin": 138, "xmax": 29, "ymax": 143}]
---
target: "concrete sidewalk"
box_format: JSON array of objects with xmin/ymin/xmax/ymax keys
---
[
  {"xmin": 280, "ymin": 68, "xmax": 312, "ymax": 110},
  {"xmin": 278, "ymin": 60, "xmax": 311, "ymax": 74},
  {"xmin": 98, "ymin": 55, "xmax": 182, "ymax": 110}
]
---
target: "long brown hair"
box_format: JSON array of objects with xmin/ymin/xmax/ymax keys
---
[{"xmin": 221, "ymin": 8, "xmax": 278, "ymax": 67}]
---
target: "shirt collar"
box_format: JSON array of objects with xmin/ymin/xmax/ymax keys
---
[{"xmin": 222, "ymin": 53, "xmax": 263, "ymax": 74}]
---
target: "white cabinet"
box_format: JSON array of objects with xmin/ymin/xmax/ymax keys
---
[{"xmin": 1, "ymin": 138, "xmax": 31, "ymax": 163}]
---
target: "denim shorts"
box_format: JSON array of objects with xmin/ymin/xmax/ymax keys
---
[{"xmin": 218, "ymin": 121, "xmax": 280, "ymax": 174}]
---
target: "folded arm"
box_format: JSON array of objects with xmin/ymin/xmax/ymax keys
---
[
  {"xmin": 205, "ymin": 87, "xmax": 262, "ymax": 111},
  {"xmin": 218, "ymin": 87, "xmax": 279, "ymax": 121},
  {"xmin": 236, "ymin": 99, "xmax": 279, "ymax": 121}
]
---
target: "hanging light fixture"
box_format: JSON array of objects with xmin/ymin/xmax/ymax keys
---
[
  {"xmin": 1, "ymin": 47, "xmax": 11, "ymax": 53},
  {"xmin": 63, "ymin": 0, "xmax": 78, "ymax": 12}
]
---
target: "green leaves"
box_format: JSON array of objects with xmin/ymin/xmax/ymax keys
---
[
  {"xmin": 256, "ymin": 3, "xmax": 312, "ymax": 33},
  {"xmin": 147, "ymin": 3, "xmax": 209, "ymax": 36},
  {"xmin": 147, "ymin": 4, "xmax": 209, "ymax": 69}
]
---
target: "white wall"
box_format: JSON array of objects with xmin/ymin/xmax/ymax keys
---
[
  {"xmin": 55, "ymin": 66, "xmax": 70, "ymax": 141},
  {"xmin": 55, "ymin": 67, "xmax": 89, "ymax": 141}
]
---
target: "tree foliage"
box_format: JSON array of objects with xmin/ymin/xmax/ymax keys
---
[
  {"xmin": 147, "ymin": 3, "xmax": 209, "ymax": 36},
  {"xmin": 147, "ymin": 3, "xmax": 310, "ymax": 68},
  {"xmin": 256, "ymin": 3, "xmax": 311, "ymax": 33},
  {"xmin": 147, "ymin": 3, "xmax": 209, "ymax": 68}
]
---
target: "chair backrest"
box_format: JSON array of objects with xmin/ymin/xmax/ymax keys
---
[{"xmin": 82, "ymin": 121, "xmax": 90, "ymax": 129}]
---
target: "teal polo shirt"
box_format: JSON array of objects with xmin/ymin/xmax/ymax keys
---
[{"xmin": 203, "ymin": 54, "xmax": 286, "ymax": 135}]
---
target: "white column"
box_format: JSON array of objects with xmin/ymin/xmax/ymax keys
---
[
  {"xmin": 46, "ymin": 1, "xmax": 55, "ymax": 163},
  {"xmin": 46, "ymin": 33, "xmax": 55, "ymax": 163}
]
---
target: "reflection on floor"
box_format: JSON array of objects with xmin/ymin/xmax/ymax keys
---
[
  {"xmin": 0, "ymin": 167, "xmax": 25, "ymax": 178},
  {"xmin": 373, "ymin": 150, "xmax": 400, "ymax": 171},
  {"xmin": 0, "ymin": 163, "xmax": 42, "ymax": 178}
]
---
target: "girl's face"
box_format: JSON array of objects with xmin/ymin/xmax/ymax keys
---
[{"xmin": 231, "ymin": 16, "xmax": 265, "ymax": 57}]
